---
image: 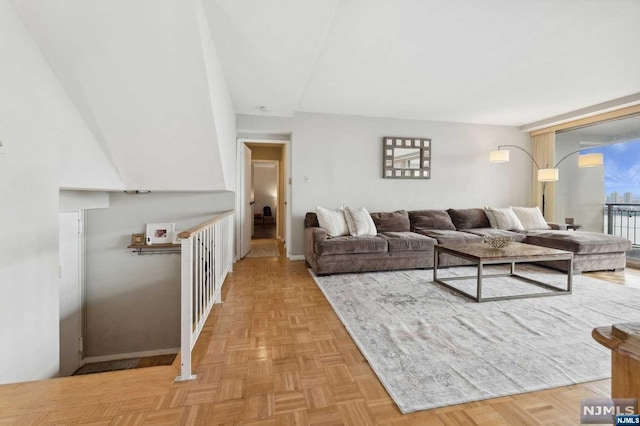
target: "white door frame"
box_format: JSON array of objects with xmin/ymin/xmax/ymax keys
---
[
  {"xmin": 240, "ymin": 145, "xmax": 253, "ymax": 258},
  {"xmin": 236, "ymin": 138, "xmax": 292, "ymax": 259},
  {"xmin": 59, "ymin": 210, "xmax": 86, "ymax": 376}
]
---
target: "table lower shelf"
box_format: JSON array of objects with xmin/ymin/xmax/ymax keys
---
[{"xmin": 434, "ymin": 269, "xmax": 572, "ymax": 302}]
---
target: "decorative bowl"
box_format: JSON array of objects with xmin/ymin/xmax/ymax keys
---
[{"xmin": 483, "ymin": 236, "xmax": 513, "ymax": 249}]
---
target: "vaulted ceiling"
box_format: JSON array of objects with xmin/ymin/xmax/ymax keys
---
[
  {"xmin": 205, "ymin": 0, "xmax": 640, "ymax": 126},
  {"xmin": 14, "ymin": 0, "xmax": 234, "ymax": 191},
  {"xmin": 11, "ymin": 0, "xmax": 640, "ymax": 193}
]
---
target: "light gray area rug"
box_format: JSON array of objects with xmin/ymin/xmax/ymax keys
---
[
  {"xmin": 246, "ymin": 240, "xmax": 280, "ymax": 258},
  {"xmin": 311, "ymin": 265, "xmax": 640, "ymax": 413}
]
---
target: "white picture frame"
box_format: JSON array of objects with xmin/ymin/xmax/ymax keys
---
[{"xmin": 146, "ymin": 222, "xmax": 175, "ymax": 245}]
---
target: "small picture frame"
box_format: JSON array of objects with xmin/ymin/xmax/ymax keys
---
[
  {"xmin": 131, "ymin": 233, "xmax": 145, "ymax": 246},
  {"xmin": 146, "ymin": 223, "xmax": 175, "ymax": 245}
]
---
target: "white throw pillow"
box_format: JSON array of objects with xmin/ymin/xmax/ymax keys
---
[
  {"xmin": 344, "ymin": 206, "xmax": 377, "ymax": 236},
  {"xmin": 484, "ymin": 207, "xmax": 524, "ymax": 231},
  {"xmin": 316, "ymin": 206, "xmax": 349, "ymax": 237},
  {"xmin": 484, "ymin": 207, "xmax": 498, "ymax": 228},
  {"xmin": 511, "ymin": 206, "xmax": 550, "ymax": 230}
]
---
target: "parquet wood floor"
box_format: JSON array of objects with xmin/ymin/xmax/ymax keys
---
[{"xmin": 1, "ymin": 242, "xmax": 636, "ymax": 425}]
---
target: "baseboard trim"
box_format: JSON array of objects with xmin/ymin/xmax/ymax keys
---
[
  {"xmin": 288, "ymin": 254, "xmax": 305, "ymax": 261},
  {"xmin": 83, "ymin": 347, "xmax": 179, "ymax": 364},
  {"xmin": 627, "ymin": 258, "xmax": 640, "ymax": 269}
]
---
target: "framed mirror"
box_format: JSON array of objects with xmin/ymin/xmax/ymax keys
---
[{"xmin": 383, "ymin": 137, "xmax": 431, "ymax": 179}]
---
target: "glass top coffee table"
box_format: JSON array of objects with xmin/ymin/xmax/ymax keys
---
[{"xmin": 433, "ymin": 242, "xmax": 574, "ymax": 302}]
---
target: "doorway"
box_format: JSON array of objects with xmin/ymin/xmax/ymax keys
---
[
  {"xmin": 236, "ymin": 139, "xmax": 291, "ymax": 259},
  {"xmin": 59, "ymin": 211, "xmax": 84, "ymax": 376}
]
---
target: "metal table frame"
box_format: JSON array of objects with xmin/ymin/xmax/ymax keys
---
[{"xmin": 433, "ymin": 245, "xmax": 573, "ymax": 303}]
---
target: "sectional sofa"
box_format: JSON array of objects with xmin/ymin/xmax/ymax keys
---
[{"xmin": 304, "ymin": 208, "xmax": 631, "ymax": 275}]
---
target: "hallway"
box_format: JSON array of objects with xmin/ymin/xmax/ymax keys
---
[{"xmin": 252, "ymin": 223, "xmax": 276, "ymax": 240}]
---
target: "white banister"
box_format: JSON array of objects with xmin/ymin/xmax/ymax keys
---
[{"xmin": 175, "ymin": 211, "xmax": 234, "ymax": 382}]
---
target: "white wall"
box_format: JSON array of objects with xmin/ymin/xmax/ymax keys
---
[
  {"xmin": 0, "ymin": 0, "xmax": 77, "ymax": 384},
  {"xmin": 290, "ymin": 112, "xmax": 531, "ymax": 254},
  {"xmin": 85, "ymin": 191, "xmax": 234, "ymax": 357},
  {"xmin": 60, "ymin": 191, "xmax": 110, "ymax": 212},
  {"xmin": 237, "ymin": 114, "xmax": 293, "ymax": 136},
  {"xmin": 197, "ymin": 0, "xmax": 237, "ymax": 191}
]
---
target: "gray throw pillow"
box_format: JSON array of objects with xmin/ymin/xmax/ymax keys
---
[
  {"xmin": 370, "ymin": 210, "xmax": 410, "ymax": 232},
  {"xmin": 447, "ymin": 208, "xmax": 491, "ymax": 230},
  {"xmin": 408, "ymin": 210, "xmax": 456, "ymax": 231}
]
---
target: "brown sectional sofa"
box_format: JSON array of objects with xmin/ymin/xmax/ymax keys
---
[{"xmin": 304, "ymin": 208, "xmax": 631, "ymax": 275}]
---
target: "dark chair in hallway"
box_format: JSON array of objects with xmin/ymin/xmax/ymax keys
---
[{"xmin": 263, "ymin": 206, "xmax": 273, "ymax": 224}]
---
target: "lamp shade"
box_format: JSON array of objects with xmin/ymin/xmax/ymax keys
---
[
  {"xmin": 578, "ymin": 152, "xmax": 604, "ymax": 168},
  {"xmin": 489, "ymin": 150, "xmax": 509, "ymax": 163},
  {"xmin": 538, "ymin": 168, "xmax": 559, "ymax": 182}
]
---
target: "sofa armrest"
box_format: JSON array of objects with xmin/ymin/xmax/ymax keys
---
[{"xmin": 305, "ymin": 227, "xmax": 328, "ymax": 260}]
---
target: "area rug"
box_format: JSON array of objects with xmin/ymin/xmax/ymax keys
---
[
  {"xmin": 311, "ymin": 265, "xmax": 640, "ymax": 413},
  {"xmin": 246, "ymin": 240, "xmax": 280, "ymax": 258}
]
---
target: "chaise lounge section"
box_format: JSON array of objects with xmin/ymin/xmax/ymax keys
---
[{"xmin": 304, "ymin": 208, "xmax": 631, "ymax": 275}]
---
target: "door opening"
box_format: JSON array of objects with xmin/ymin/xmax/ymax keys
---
[
  {"xmin": 236, "ymin": 138, "xmax": 291, "ymax": 259},
  {"xmin": 59, "ymin": 211, "xmax": 84, "ymax": 376}
]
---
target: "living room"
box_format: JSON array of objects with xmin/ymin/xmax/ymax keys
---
[{"xmin": 2, "ymin": 0, "xmax": 640, "ymax": 424}]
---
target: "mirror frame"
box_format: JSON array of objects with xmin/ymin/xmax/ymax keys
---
[{"xmin": 382, "ymin": 136, "xmax": 432, "ymax": 179}]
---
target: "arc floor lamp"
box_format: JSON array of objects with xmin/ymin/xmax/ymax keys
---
[{"xmin": 489, "ymin": 145, "xmax": 603, "ymax": 216}]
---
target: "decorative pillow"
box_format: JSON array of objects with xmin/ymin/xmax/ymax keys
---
[
  {"xmin": 344, "ymin": 206, "xmax": 377, "ymax": 236},
  {"xmin": 484, "ymin": 207, "xmax": 524, "ymax": 231},
  {"xmin": 447, "ymin": 208, "xmax": 491, "ymax": 230},
  {"xmin": 304, "ymin": 212, "xmax": 320, "ymax": 228},
  {"xmin": 370, "ymin": 210, "xmax": 410, "ymax": 232},
  {"xmin": 408, "ymin": 210, "xmax": 456, "ymax": 231},
  {"xmin": 316, "ymin": 206, "xmax": 349, "ymax": 237},
  {"xmin": 511, "ymin": 206, "xmax": 550, "ymax": 230}
]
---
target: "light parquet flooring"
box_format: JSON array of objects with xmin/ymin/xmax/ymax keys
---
[{"xmin": 1, "ymin": 243, "xmax": 637, "ymax": 425}]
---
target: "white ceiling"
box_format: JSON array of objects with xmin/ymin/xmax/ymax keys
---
[{"xmin": 205, "ymin": 0, "xmax": 640, "ymax": 126}]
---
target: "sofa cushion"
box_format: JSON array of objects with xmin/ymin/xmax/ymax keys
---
[
  {"xmin": 461, "ymin": 228, "xmax": 527, "ymax": 242},
  {"xmin": 344, "ymin": 206, "xmax": 377, "ymax": 236},
  {"xmin": 409, "ymin": 210, "xmax": 456, "ymax": 231},
  {"xmin": 370, "ymin": 210, "xmax": 410, "ymax": 232},
  {"xmin": 414, "ymin": 229, "xmax": 483, "ymax": 244},
  {"xmin": 511, "ymin": 206, "xmax": 549, "ymax": 230},
  {"xmin": 447, "ymin": 208, "xmax": 491, "ymax": 230},
  {"xmin": 315, "ymin": 235, "xmax": 388, "ymax": 255},
  {"xmin": 524, "ymin": 231, "xmax": 631, "ymax": 254},
  {"xmin": 316, "ymin": 206, "xmax": 349, "ymax": 237},
  {"xmin": 378, "ymin": 232, "xmax": 436, "ymax": 252},
  {"xmin": 484, "ymin": 207, "xmax": 524, "ymax": 231}
]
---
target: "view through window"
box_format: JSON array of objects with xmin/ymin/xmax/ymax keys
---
[
  {"xmin": 584, "ymin": 139, "xmax": 640, "ymax": 205},
  {"xmin": 556, "ymin": 114, "xmax": 640, "ymax": 263}
]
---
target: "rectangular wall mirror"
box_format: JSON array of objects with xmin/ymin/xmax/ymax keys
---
[{"xmin": 383, "ymin": 137, "xmax": 431, "ymax": 179}]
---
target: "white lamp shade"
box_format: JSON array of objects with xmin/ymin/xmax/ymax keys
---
[
  {"xmin": 578, "ymin": 152, "xmax": 604, "ymax": 167},
  {"xmin": 538, "ymin": 168, "xmax": 559, "ymax": 182},
  {"xmin": 489, "ymin": 150, "xmax": 509, "ymax": 163}
]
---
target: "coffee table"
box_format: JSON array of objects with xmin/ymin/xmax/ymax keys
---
[{"xmin": 433, "ymin": 242, "xmax": 574, "ymax": 302}]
